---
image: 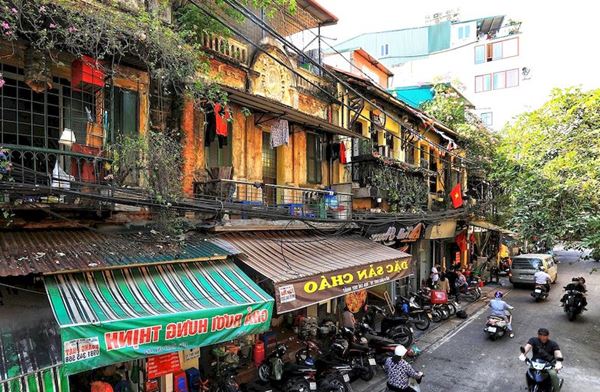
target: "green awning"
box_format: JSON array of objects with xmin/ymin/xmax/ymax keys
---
[
  {"xmin": 0, "ymin": 366, "xmax": 64, "ymax": 392},
  {"xmin": 44, "ymin": 261, "xmax": 273, "ymax": 376}
]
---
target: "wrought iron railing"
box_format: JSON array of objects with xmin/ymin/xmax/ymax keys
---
[
  {"xmin": 194, "ymin": 179, "xmax": 353, "ymax": 220},
  {"xmin": 0, "ymin": 144, "xmax": 113, "ymax": 205}
]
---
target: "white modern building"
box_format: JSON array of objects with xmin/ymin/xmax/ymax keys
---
[{"xmin": 333, "ymin": 15, "xmax": 533, "ymax": 131}]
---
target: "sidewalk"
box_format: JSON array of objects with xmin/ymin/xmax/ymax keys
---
[{"xmin": 351, "ymin": 281, "xmax": 512, "ymax": 392}]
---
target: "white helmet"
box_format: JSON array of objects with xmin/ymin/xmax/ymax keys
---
[{"xmin": 394, "ymin": 345, "xmax": 407, "ymax": 357}]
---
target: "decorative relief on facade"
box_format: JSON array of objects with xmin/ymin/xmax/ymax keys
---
[{"xmin": 249, "ymin": 46, "xmax": 297, "ymax": 107}]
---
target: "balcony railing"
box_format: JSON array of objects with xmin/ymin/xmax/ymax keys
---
[
  {"xmin": 201, "ymin": 32, "xmax": 249, "ymax": 65},
  {"xmin": 194, "ymin": 179, "xmax": 352, "ymax": 221},
  {"xmin": 0, "ymin": 144, "xmax": 113, "ymax": 206}
]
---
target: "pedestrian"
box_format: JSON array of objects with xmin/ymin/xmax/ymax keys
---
[
  {"xmin": 519, "ymin": 328, "xmax": 563, "ymax": 392},
  {"xmin": 446, "ymin": 266, "xmax": 458, "ymax": 298},
  {"xmin": 384, "ymin": 345, "xmax": 423, "ymax": 392},
  {"xmin": 430, "ymin": 265, "xmax": 440, "ymax": 288},
  {"xmin": 341, "ymin": 306, "xmax": 356, "ymax": 330},
  {"xmin": 438, "ymin": 273, "xmax": 450, "ymax": 294},
  {"xmin": 455, "ymin": 271, "xmax": 468, "ymax": 292}
]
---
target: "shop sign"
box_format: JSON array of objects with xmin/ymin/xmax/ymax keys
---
[
  {"xmin": 147, "ymin": 353, "xmax": 181, "ymax": 379},
  {"xmin": 274, "ymin": 257, "xmax": 411, "ymax": 313},
  {"xmin": 368, "ymin": 223, "xmax": 424, "ymax": 246},
  {"xmin": 60, "ymin": 301, "xmax": 273, "ymax": 376},
  {"xmin": 184, "ymin": 347, "xmax": 201, "ymax": 362}
]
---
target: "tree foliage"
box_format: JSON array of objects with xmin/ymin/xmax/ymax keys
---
[
  {"xmin": 493, "ymin": 87, "xmax": 600, "ymax": 255},
  {"xmin": 421, "ymin": 83, "xmax": 499, "ymax": 177}
]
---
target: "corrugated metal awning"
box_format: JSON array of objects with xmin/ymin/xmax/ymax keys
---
[
  {"xmin": 0, "ymin": 230, "xmax": 233, "ymax": 277},
  {"xmin": 212, "ymin": 231, "xmax": 412, "ymax": 313}
]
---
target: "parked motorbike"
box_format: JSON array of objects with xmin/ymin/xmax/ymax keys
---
[
  {"xmin": 257, "ymin": 343, "xmax": 317, "ymax": 392},
  {"xmin": 520, "ymin": 347, "xmax": 563, "ymax": 392},
  {"xmin": 352, "ymin": 323, "xmax": 401, "ymax": 366},
  {"xmin": 531, "ymin": 284, "xmax": 549, "ymax": 302},
  {"xmin": 314, "ymin": 357, "xmax": 354, "ymax": 392},
  {"xmin": 563, "ymin": 284, "xmax": 586, "ymax": 321},
  {"xmin": 336, "ymin": 327, "xmax": 378, "ymax": 381},
  {"xmin": 213, "ymin": 364, "xmax": 242, "ymax": 392},
  {"xmin": 363, "ymin": 304, "xmax": 414, "ymax": 346},
  {"xmin": 483, "ymin": 313, "xmax": 512, "ymax": 341},
  {"xmin": 396, "ymin": 296, "xmax": 432, "ymax": 331}
]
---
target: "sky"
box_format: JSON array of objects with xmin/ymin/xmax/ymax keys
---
[{"xmin": 303, "ymin": 0, "xmax": 600, "ymax": 108}]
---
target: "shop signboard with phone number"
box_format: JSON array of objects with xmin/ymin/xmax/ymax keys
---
[{"xmin": 60, "ymin": 302, "xmax": 272, "ymax": 376}]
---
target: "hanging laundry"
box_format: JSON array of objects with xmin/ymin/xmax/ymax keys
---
[
  {"xmin": 204, "ymin": 104, "xmax": 217, "ymax": 147},
  {"xmin": 214, "ymin": 103, "xmax": 229, "ymax": 137},
  {"xmin": 339, "ymin": 141, "xmax": 347, "ymax": 164},
  {"xmin": 270, "ymin": 119, "xmax": 289, "ymax": 148},
  {"xmin": 326, "ymin": 142, "xmax": 340, "ymax": 161}
]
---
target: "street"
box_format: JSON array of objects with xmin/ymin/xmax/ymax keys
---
[{"xmin": 408, "ymin": 250, "xmax": 600, "ymax": 391}]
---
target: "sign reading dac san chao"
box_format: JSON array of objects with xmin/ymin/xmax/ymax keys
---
[
  {"xmin": 274, "ymin": 258, "xmax": 411, "ymax": 313},
  {"xmin": 60, "ymin": 302, "xmax": 273, "ymax": 376}
]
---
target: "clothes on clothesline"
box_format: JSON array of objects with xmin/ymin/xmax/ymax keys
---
[{"xmin": 270, "ymin": 119, "xmax": 289, "ymax": 148}]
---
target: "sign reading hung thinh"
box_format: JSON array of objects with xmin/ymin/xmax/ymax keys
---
[{"xmin": 44, "ymin": 261, "xmax": 274, "ymax": 376}]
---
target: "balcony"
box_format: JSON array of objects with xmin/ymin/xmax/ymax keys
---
[
  {"xmin": 0, "ymin": 145, "xmax": 113, "ymax": 208},
  {"xmin": 201, "ymin": 32, "xmax": 249, "ymax": 65},
  {"xmin": 194, "ymin": 179, "xmax": 352, "ymax": 221}
]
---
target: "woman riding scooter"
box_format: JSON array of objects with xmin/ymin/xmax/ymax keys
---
[
  {"xmin": 384, "ymin": 345, "xmax": 423, "ymax": 392},
  {"xmin": 488, "ymin": 291, "xmax": 515, "ymax": 338}
]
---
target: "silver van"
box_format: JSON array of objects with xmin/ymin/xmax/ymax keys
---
[{"xmin": 509, "ymin": 253, "xmax": 558, "ymax": 287}]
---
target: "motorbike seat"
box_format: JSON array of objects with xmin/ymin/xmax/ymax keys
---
[
  {"xmin": 364, "ymin": 333, "xmax": 395, "ymax": 345},
  {"xmin": 348, "ymin": 342, "xmax": 370, "ymax": 352}
]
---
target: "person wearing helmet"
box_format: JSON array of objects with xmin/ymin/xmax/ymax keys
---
[
  {"xmin": 384, "ymin": 345, "xmax": 423, "ymax": 392},
  {"xmin": 534, "ymin": 266, "xmax": 552, "ymax": 293},
  {"xmin": 560, "ymin": 277, "xmax": 588, "ymax": 310},
  {"xmin": 489, "ymin": 290, "xmax": 515, "ymax": 338}
]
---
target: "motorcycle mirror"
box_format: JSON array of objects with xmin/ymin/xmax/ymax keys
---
[{"xmin": 520, "ymin": 346, "xmax": 525, "ymax": 354}]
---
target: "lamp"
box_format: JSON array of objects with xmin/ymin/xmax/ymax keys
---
[{"xmin": 59, "ymin": 128, "xmax": 76, "ymax": 147}]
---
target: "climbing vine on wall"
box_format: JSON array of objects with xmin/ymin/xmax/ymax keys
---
[{"xmin": 370, "ymin": 164, "xmax": 429, "ymax": 213}]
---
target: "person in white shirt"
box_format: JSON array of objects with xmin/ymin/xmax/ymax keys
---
[
  {"xmin": 430, "ymin": 266, "xmax": 440, "ymax": 288},
  {"xmin": 534, "ymin": 267, "xmax": 552, "ymax": 292}
]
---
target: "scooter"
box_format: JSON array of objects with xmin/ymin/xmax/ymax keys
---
[
  {"xmin": 483, "ymin": 312, "xmax": 512, "ymax": 341},
  {"xmin": 562, "ymin": 283, "xmax": 586, "ymax": 321},
  {"xmin": 353, "ymin": 322, "xmax": 401, "ymax": 366},
  {"xmin": 531, "ymin": 284, "xmax": 549, "ymax": 302},
  {"xmin": 257, "ymin": 343, "xmax": 317, "ymax": 391},
  {"xmin": 520, "ymin": 347, "xmax": 563, "ymax": 392},
  {"xmin": 407, "ymin": 374, "xmax": 424, "ymax": 392},
  {"xmin": 363, "ymin": 304, "xmax": 414, "ymax": 347},
  {"xmin": 336, "ymin": 327, "xmax": 378, "ymax": 381},
  {"xmin": 315, "ymin": 357, "xmax": 354, "ymax": 392}
]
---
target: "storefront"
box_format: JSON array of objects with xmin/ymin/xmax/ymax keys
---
[
  {"xmin": 424, "ymin": 220, "xmax": 460, "ymax": 272},
  {"xmin": 364, "ymin": 222, "xmax": 424, "ymax": 296},
  {"xmin": 0, "ymin": 230, "xmax": 275, "ymax": 392}
]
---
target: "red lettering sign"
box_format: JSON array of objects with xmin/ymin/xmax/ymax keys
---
[{"xmin": 147, "ymin": 353, "xmax": 181, "ymax": 379}]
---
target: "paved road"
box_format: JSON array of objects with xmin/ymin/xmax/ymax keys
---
[{"xmin": 406, "ymin": 250, "xmax": 600, "ymax": 391}]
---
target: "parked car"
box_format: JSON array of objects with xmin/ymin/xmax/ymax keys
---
[{"xmin": 509, "ymin": 254, "xmax": 558, "ymax": 287}]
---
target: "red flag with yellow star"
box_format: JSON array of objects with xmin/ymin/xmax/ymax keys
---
[{"xmin": 450, "ymin": 183, "xmax": 463, "ymax": 208}]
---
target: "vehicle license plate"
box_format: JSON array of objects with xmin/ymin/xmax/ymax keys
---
[
  {"xmin": 343, "ymin": 374, "xmax": 350, "ymax": 382},
  {"xmin": 535, "ymin": 289, "xmax": 542, "ymax": 293},
  {"xmin": 309, "ymin": 382, "xmax": 317, "ymax": 390},
  {"xmin": 368, "ymin": 358, "xmax": 376, "ymax": 365},
  {"xmin": 487, "ymin": 327, "xmax": 497, "ymax": 333}
]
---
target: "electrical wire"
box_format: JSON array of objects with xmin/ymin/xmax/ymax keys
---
[
  {"xmin": 217, "ymin": 0, "xmax": 482, "ymax": 169},
  {"xmin": 190, "ymin": 0, "xmax": 477, "ymax": 171}
]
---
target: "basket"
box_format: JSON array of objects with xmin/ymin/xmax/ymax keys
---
[{"xmin": 430, "ymin": 290, "xmax": 448, "ymax": 304}]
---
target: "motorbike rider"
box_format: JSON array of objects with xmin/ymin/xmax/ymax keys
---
[
  {"xmin": 519, "ymin": 328, "xmax": 563, "ymax": 391},
  {"xmin": 384, "ymin": 345, "xmax": 423, "ymax": 392},
  {"xmin": 560, "ymin": 277, "xmax": 588, "ymax": 310},
  {"xmin": 488, "ymin": 291, "xmax": 515, "ymax": 338},
  {"xmin": 534, "ymin": 266, "xmax": 552, "ymax": 292}
]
